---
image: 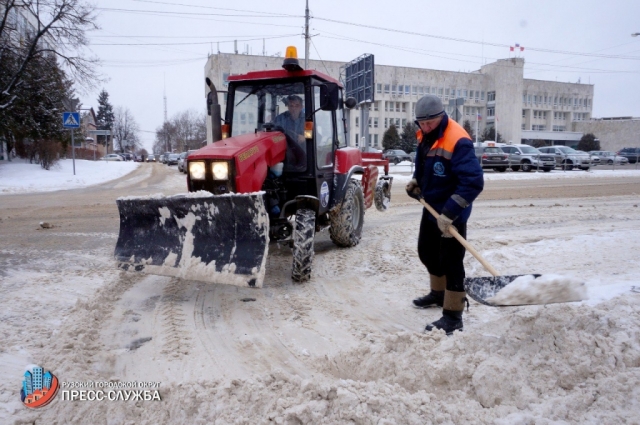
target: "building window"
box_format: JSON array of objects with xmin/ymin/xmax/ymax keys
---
[
  {"xmin": 487, "ymin": 91, "xmax": 495, "ymax": 102},
  {"xmin": 395, "ymin": 102, "xmax": 401, "ymax": 112},
  {"xmin": 487, "ymin": 107, "xmax": 495, "ymax": 117},
  {"xmin": 373, "ymin": 102, "xmax": 378, "ymax": 111},
  {"xmin": 522, "ymin": 110, "xmax": 526, "ymax": 118},
  {"xmin": 398, "ymin": 85, "xmax": 403, "ymax": 95},
  {"xmin": 392, "ymin": 85, "xmax": 397, "ymax": 94},
  {"xmin": 405, "ymin": 85, "xmax": 410, "ymax": 95},
  {"xmin": 401, "ymin": 103, "xmax": 406, "ymax": 112},
  {"xmin": 384, "ymin": 84, "xmax": 390, "ymax": 94},
  {"xmin": 376, "ymin": 83, "xmax": 382, "ymax": 94},
  {"xmin": 374, "ymin": 117, "xmax": 379, "ymax": 128},
  {"xmin": 355, "ymin": 133, "xmax": 359, "ymax": 146},
  {"xmin": 374, "ymin": 134, "xmax": 379, "ymax": 146},
  {"xmin": 395, "ymin": 118, "xmax": 400, "ymax": 127},
  {"xmin": 402, "ymin": 118, "xmax": 407, "ymax": 127},
  {"xmin": 368, "ymin": 117, "xmax": 372, "ymax": 128},
  {"xmin": 481, "ymin": 91, "xmax": 485, "ymax": 101},
  {"xmin": 553, "ymin": 125, "xmax": 566, "ymax": 132},
  {"xmin": 355, "ymin": 117, "xmax": 359, "ymax": 127},
  {"xmin": 412, "ymin": 86, "xmax": 417, "ymax": 95}
]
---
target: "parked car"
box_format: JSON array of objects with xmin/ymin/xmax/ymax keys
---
[
  {"xmin": 147, "ymin": 154, "xmax": 156, "ymax": 162},
  {"xmin": 101, "ymin": 154, "xmax": 123, "ymax": 161},
  {"xmin": 616, "ymin": 147, "xmax": 640, "ymax": 164},
  {"xmin": 474, "ymin": 146, "xmax": 509, "ymax": 172},
  {"xmin": 121, "ymin": 153, "xmax": 133, "ymax": 161},
  {"xmin": 589, "ymin": 151, "xmax": 629, "ymax": 165},
  {"xmin": 178, "ymin": 150, "xmax": 197, "ymax": 173},
  {"xmin": 166, "ymin": 153, "xmax": 180, "ymax": 166},
  {"xmin": 162, "ymin": 152, "xmax": 172, "ymax": 164},
  {"xmin": 576, "ymin": 151, "xmax": 600, "ymax": 166},
  {"xmin": 158, "ymin": 154, "xmax": 165, "ymax": 163},
  {"xmin": 537, "ymin": 146, "xmax": 591, "ymax": 170},
  {"xmin": 501, "ymin": 144, "xmax": 555, "ymax": 172},
  {"xmin": 383, "ymin": 149, "xmax": 412, "ymax": 164}
]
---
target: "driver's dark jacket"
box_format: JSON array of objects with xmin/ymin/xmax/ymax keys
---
[
  {"xmin": 412, "ymin": 114, "xmax": 484, "ymax": 224},
  {"xmin": 273, "ymin": 111, "xmax": 305, "ymax": 142}
]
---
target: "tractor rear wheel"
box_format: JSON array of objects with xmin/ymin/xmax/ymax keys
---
[
  {"xmin": 330, "ymin": 179, "xmax": 364, "ymax": 247},
  {"xmin": 291, "ymin": 208, "xmax": 315, "ymax": 282}
]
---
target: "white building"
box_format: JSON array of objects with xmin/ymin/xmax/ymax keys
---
[{"xmin": 204, "ymin": 53, "xmax": 595, "ymax": 148}]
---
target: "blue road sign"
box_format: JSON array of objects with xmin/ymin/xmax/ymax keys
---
[{"xmin": 63, "ymin": 112, "xmax": 80, "ymax": 128}]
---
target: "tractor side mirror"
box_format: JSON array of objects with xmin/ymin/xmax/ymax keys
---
[
  {"xmin": 319, "ymin": 83, "xmax": 340, "ymax": 111},
  {"xmin": 344, "ymin": 97, "xmax": 357, "ymax": 109}
]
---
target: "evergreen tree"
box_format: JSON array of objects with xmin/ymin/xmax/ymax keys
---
[
  {"xmin": 399, "ymin": 121, "xmax": 418, "ymax": 153},
  {"xmin": 96, "ymin": 89, "xmax": 115, "ymax": 147},
  {"xmin": 480, "ymin": 127, "xmax": 504, "ymax": 144},
  {"xmin": 577, "ymin": 133, "xmax": 600, "ymax": 152},
  {"xmin": 462, "ymin": 120, "xmax": 476, "ymax": 142},
  {"xmin": 382, "ymin": 125, "xmax": 401, "ymax": 151}
]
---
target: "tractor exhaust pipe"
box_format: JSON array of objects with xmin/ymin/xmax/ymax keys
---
[{"xmin": 206, "ymin": 77, "xmax": 222, "ymax": 143}]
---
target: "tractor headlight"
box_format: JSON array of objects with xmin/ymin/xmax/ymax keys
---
[
  {"xmin": 211, "ymin": 161, "xmax": 229, "ymax": 180},
  {"xmin": 189, "ymin": 161, "xmax": 206, "ymax": 180}
]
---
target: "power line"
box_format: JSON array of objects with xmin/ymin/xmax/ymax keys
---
[
  {"xmin": 129, "ymin": 0, "xmax": 301, "ymax": 18},
  {"xmin": 91, "ymin": 33, "xmax": 301, "ymax": 47},
  {"xmin": 96, "ymin": 7, "xmax": 300, "ymax": 19},
  {"xmin": 312, "ymin": 16, "xmax": 640, "ymax": 61}
]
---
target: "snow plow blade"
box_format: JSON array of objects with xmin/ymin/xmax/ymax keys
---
[
  {"xmin": 464, "ymin": 275, "xmax": 541, "ymax": 306},
  {"xmin": 114, "ymin": 192, "xmax": 269, "ymax": 288}
]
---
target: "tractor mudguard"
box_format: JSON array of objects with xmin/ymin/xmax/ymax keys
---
[{"xmin": 114, "ymin": 191, "xmax": 269, "ymax": 287}]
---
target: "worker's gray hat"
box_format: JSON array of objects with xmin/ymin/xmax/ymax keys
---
[{"xmin": 415, "ymin": 95, "xmax": 445, "ymax": 121}]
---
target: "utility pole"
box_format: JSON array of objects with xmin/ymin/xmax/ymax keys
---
[{"xmin": 304, "ymin": 0, "xmax": 310, "ymax": 68}]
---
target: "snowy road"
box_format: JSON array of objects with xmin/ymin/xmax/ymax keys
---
[{"xmin": 1, "ymin": 162, "xmax": 639, "ymax": 424}]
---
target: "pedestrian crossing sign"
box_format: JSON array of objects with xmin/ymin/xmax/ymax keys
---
[{"xmin": 63, "ymin": 112, "xmax": 80, "ymax": 128}]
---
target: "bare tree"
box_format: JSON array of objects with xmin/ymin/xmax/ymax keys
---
[
  {"xmin": 0, "ymin": 0, "xmax": 99, "ymax": 111},
  {"xmin": 153, "ymin": 110, "xmax": 206, "ymax": 153},
  {"xmin": 112, "ymin": 106, "xmax": 141, "ymax": 154}
]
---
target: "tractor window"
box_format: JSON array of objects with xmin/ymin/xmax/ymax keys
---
[
  {"xmin": 231, "ymin": 82, "xmax": 305, "ymax": 139},
  {"xmin": 314, "ymin": 86, "xmax": 335, "ymax": 168}
]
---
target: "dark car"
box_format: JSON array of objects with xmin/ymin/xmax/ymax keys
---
[
  {"xmin": 382, "ymin": 149, "xmax": 412, "ymax": 164},
  {"xmin": 617, "ymin": 147, "xmax": 640, "ymax": 164},
  {"xmin": 122, "ymin": 153, "xmax": 133, "ymax": 161},
  {"xmin": 166, "ymin": 153, "xmax": 180, "ymax": 166},
  {"xmin": 474, "ymin": 146, "xmax": 509, "ymax": 172}
]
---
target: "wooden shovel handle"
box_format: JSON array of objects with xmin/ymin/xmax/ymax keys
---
[{"xmin": 419, "ymin": 199, "xmax": 500, "ymax": 277}]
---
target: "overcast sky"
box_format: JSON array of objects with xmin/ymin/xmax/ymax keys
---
[{"xmin": 78, "ymin": 0, "xmax": 640, "ymax": 152}]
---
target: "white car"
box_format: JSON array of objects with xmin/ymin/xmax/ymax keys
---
[
  {"xmin": 589, "ymin": 151, "xmax": 629, "ymax": 165},
  {"xmin": 101, "ymin": 154, "xmax": 123, "ymax": 161}
]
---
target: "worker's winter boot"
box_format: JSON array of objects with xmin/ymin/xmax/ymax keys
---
[
  {"xmin": 424, "ymin": 290, "xmax": 467, "ymax": 335},
  {"xmin": 412, "ymin": 275, "xmax": 445, "ymax": 308}
]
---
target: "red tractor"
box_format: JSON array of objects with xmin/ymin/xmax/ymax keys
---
[{"xmin": 115, "ymin": 47, "xmax": 393, "ymax": 287}]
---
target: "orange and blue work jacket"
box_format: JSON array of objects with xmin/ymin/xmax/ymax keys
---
[{"xmin": 413, "ymin": 114, "xmax": 484, "ymax": 223}]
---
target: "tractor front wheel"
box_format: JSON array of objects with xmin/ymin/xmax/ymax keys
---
[
  {"xmin": 291, "ymin": 209, "xmax": 315, "ymax": 283},
  {"xmin": 329, "ymin": 179, "xmax": 364, "ymax": 247}
]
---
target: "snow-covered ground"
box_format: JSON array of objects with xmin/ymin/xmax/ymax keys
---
[
  {"xmin": 0, "ymin": 158, "xmax": 139, "ymax": 195},
  {"xmin": 1, "ymin": 159, "xmax": 639, "ymax": 424}
]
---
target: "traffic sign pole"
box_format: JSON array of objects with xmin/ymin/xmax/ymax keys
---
[{"xmin": 63, "ymin": 112, "xmax": 81, "ymax": 175}]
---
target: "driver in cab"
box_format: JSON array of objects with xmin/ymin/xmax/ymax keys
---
[{"xmin": 272, "ymin": 94, "xmax": 306, "ymax": 168}]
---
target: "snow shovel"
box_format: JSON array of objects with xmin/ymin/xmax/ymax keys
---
[{"xmin": 419, "ymin": 199, "xmax": 538, "ymax": 306}]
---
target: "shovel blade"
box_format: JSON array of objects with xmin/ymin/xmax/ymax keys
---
[{"xmin": 464, "ymin": 274, "xmax": 541, "ymax": 306}]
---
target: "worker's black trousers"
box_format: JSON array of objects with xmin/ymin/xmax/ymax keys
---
[{"xmin": 417, "ymin": 209, "xmax": 467, "ymax": 292}]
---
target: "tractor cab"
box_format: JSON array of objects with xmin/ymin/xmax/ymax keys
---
[{"xmin": 215, "ymin": 47, "xmax": 354, "ymax": 228}]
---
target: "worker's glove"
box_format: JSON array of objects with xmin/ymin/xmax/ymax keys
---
[
  {"xmin": 437, "ymin": 213, "xmax": 454, "ymax": 238},
  {"xmin": 405, "ymin": 178, "xmax": 421, "ymax": 200}
]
